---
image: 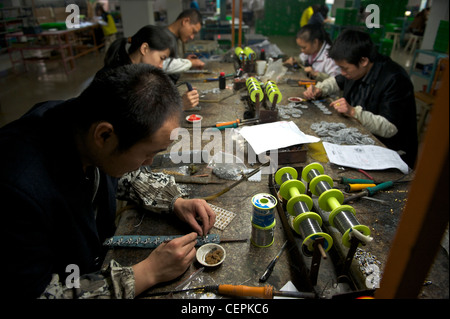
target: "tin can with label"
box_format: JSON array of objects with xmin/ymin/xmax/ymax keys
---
[
  {"xmin": 251, "ymin": 193, "xmax": 277, "ymax": 227},
  {"xmin": 251, "ymin": 220, "xmax": 276, "ymax": 248}
]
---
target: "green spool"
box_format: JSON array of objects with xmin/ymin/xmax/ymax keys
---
[
  {"xmin": 309, "ymin": 174, "xmax": 334, "ymax": 196},
  {"xmin": 342, "ymin": 225, "xmax": 371, "ymax": 248},
  {"xmin": 265, "ymin": 81, "xmax": 282, "ymax": 104},
  {"xmin": 274, "ymin": 167, "xmax": 298, "ymax": 185},
  {"xmin": 301, "ymin": 162, "xmax": 324, "ymax": 182},
  {"xmin": 243, "ymin": 46, "xmax": 256, "ymax": 60},
  {"xmin": 235, "ymin": 46, "xmax": 244, "ymax": 57},
  {"xmin": 279, "ymin": 179, "xmax": 305, "ymax": 201},
  {"xmin": 318, "ymin": 188, "xmax": 344, "ymax": 212},
  {"xmin": 246, "ymin": 78, "xmax": 264, "ymax": 102},
  {"xmin": 328, "ymin": 204, "xmax": 356, "ymax": 229},
  {"xmin": 286, "ymin": 194, "xmax": 313, "ymax": 217},
  {"xmin": 293, "ymin": 212, "xmax": 333, "ymax": 252}
]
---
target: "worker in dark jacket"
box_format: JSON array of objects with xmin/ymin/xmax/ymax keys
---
[
  {"xmin": 0, "ymin": 64, "xmax": 215, "ymax": 299},
  {"xmin": 304, "ymin": 29, "xmax": 418, "ymax": 168}
]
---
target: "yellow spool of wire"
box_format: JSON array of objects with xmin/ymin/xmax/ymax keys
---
[
  {"xmin": 235, "ymin": 47, "xmax": 244, "ymax": 57},
  {"xmin": 265, "ymin": 80, "xmax": 282, "ymax": 104},
  {"xmin": 243, "ymin": 46, "xmax": 256, "ymax": 60},
  {"xmin": 246, "ymin": 77, "xmax": 264, "ymax": 103}
]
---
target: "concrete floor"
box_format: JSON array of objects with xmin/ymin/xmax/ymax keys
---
[{"xmin": 0, "ymin": 35, "xmax": 427, "ymax": 128}]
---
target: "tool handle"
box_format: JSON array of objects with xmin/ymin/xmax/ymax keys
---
[
  {"xmin": 216, "ymin": 122, "xmax": 238, "ymax": 130},
  {"xmin": 366, "ymin": 181, "xmax": 394, "ymax": 196},
  {"xmin": 218, "ymin": 284, "xmax": 273, "ymax": 299},
  {"xmin": 259, "ymin": 259, "xmax": 276, "ymax": 282},
  {"xmin": 216, "ymin": 119, "xmax": 240, "ymax": 127},
  {"xmin": 185, "ymin": 82, "xmax": 193, "ymax": 91},
  {"xmin": 340, "ymin": 177, "xmax": 374, "ymax": 185},
  {"xmin": 345, "ymin": 183, "xmax": 377, "ymax": 192}
]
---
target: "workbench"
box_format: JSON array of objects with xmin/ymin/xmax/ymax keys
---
[
  {"xmin": 6, "ymin": 22, "xmax": 104, "ymax": 75},
  {"xmin": 102, "ymin": 61, "xmax": 448, "ymax": 300}
]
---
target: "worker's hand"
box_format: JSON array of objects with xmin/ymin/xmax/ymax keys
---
[
  {"xmin": 303, "ymin": 85, "xmax": 322, "ymax": 100},
  {"xmin": 283, "ymin": 57, "xmax": 295, "ymax": 66},
  {"xmin": 182, "ymin": 88, "xmax": 199, "ymax": 110},
  {"xmin": 304, "ymin": 66, "xmax": 318, "ymax": 78},
  {"xmin": 132, "ymin": 232, "xmax": 198, "ymax": 295},
  {"xmin": 173, "ymin": 198, "xmax": 216, "ymax": 236},
  {"xmin": 330, "ymin": 98, "xmax": 355, "ymax": 117},
  {"xmin": 187, "ymin": 55, "xmax": 205, "ymax": 69}
]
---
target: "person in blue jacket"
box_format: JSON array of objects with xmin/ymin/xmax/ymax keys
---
[{"xmin": 0, "ymin": 64, "xmax": 215, "ymax": 299}]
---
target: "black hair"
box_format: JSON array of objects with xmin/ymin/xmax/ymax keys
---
[
  {"xmin": 318, "ymin": 4, "xmax": 329, "ymax": 18},
  {"xmin": 328, "ymin": 29, "xmax": 378, "ymax": 65},
  {"xmin": 297, "ymin": 24, "xmax": 332, "ymax": 46},
  {"xmin": 175, "ymin": 8, "xmax": 203, "ymax": 25},
  {"xmin": 69, "ymin": 64, "xmax": 182, "ymax": 152},
  {"xmin": 95, "ymin": 3, "xmax": 108, "ymax": 23},
  {"xmin": 104, "ymin": 25, "xmax": 176, "ymax": 69}
]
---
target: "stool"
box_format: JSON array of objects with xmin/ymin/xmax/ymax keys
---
[
  {"xmin": 404, "ymin": 35, "xmax": 423, "ymax": 54},
  {"xmin": 385, "ymin": 32, "xmax": 401, "ymax": 52}
]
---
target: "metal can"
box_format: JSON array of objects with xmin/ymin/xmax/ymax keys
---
[
  {"xmin": 251, "ymin": 220, "xmax": 276, "ymax": 248},
  {"xmin": 251, "ymin": 193, "xmax": 277, "ymax": 227}
]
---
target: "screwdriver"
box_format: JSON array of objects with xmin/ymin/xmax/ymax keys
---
[
  {"xmin": 338, "ymin": 177, "xmax": 375, "ymax": 185},
  {"xmin": 144, "ymin": 284, "xmax": 316, "ymax": 299},
  {"xmin": 215, "ymin": 118, "xmax": 259, "ymax": 130},
  {"xmin": 343, "ymin": 181, "xmax": 394, "ymax": 204},
  {"xmin": 345, "ymin": 183, "xmax": 377, "ymax": 192},
  {"xmin": 259, "ymin": 240, "xmax": 288, "ymax": 282}
]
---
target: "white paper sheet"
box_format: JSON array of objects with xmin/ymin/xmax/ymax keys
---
[
  {"xmin": 238, "ymin": 121, "xmax": 320, "ymax": 155},
  {"xmin": 323, "ymin": 142, "xmax": 409, "ymax": 174},
  {"xmin": 273, "ymin": 281, "xmax": 300, "ymax": 299}
]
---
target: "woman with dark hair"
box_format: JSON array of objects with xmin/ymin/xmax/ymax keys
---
[
  {"xmin": 100, "ymin": 25, "xmax": 199, "ymax": 110},
  {"xmin": 286, "ymin": 24, "xmax": 340, "ymax": 81},
  {"xmin": 104, "ymin": 25, "xmax": 175, "ymax": 70}
]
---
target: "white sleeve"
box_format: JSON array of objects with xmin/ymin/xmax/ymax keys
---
[
  {"xmin": 354, "ymin": 106, "xmax": 398, "ymax": 138},
  {"xmin": 315, "ymin": 76, "xmax": 340, "ymax": 96},
  {"xmin": 163, "ymin": 58, "xmax": 192, "ymax": 74},
  {"xmin": 299, "ymin": 53, "xmax": 308, "ymax": 65},
  {"xmin": 323, "ymin": 58, "xmax": 341, "ymax": 77}
]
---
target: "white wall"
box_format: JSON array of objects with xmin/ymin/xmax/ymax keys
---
[
  {"xmin": 420, "ymin": 0, "xmax": 448, "ymax": 50},
  {"xmin": 119, "ymin": 0, "xmax": 155, "ymax": 37}
]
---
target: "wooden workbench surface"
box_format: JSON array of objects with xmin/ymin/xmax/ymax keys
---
[{"xmin": 102, "ymin": 61, "xmax": 448, "ymax": 299}]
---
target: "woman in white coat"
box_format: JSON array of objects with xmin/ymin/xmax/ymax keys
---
[{"xmin": 287, "ymin": 25, "xmax": 340, "ymax": 82}]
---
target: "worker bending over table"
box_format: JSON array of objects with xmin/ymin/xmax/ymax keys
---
[
  {"xmin": 304, "ymin": 29, "xmax": 418, "ymax": 168},
  {"xmin": 101, "ymin": 24, "xmax": 200, "ymax": 110},
  {"xmin": 164, "ymin": 9, "xmax": 205, "ymax": 83},
  {"xmin": 0, "ymin": 65, "xmax": 215, "ymax": 299},
  {"xmin": 284, "ymin": 24, "xmax": 341, "ymax": 82}
]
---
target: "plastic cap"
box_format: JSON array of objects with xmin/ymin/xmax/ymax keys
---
[{"xmin": 220, "ymin": 72, "xmax": 225, "ymax": 76}]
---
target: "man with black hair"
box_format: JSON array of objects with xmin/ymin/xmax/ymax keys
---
[
  {"xmin": 164, "ymin": 9, "xmax": 205, "ymax": 82},
  {"xmin": 304, "ymin": 29, "xmax": 418, "ymax": 168},
  {"xmin": 0, "ymin": 64, "xmax": 215, "ymax": 298}
]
